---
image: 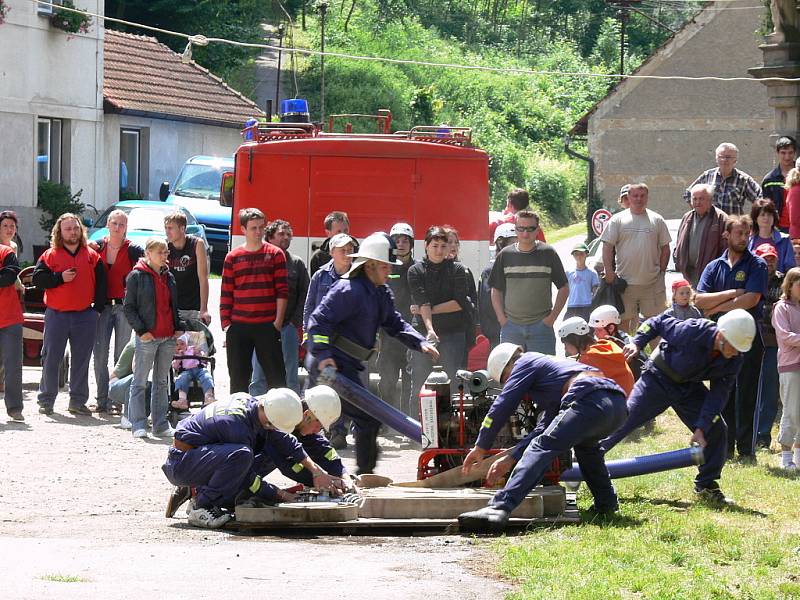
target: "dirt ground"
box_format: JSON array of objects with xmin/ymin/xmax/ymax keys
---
[{"xmin": 0, "ymin": 277, "xmax": 514, "ymax": 600}]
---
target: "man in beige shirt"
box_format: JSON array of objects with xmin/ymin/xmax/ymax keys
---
[{"xmin": 600, "ymin": 183, "xmax": 671, "ymax": 333}]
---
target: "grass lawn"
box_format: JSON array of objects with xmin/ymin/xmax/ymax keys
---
[
  {"xmin": 493, "ymin": 413, "xmax": 800, "ymax": 599},
  {"xmin": 546, "ymin": 222, "xmax": 588, "ymax": 245}
]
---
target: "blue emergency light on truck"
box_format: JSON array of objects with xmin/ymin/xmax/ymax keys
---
[{"xmin": 159, "ymin": 155, "xmax": 234, "ymax": 264}]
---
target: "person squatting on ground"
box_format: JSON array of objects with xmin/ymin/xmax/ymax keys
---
[
  {"xmin": 664, "ymin": 279, "xmax": 702, "ymax": 321},
  {"xmin": 249, "ymin": 219, "xmax": 309, "ymax": 396},
  {"xmin": 377, "ymin": 223, "xmax": 416, "ymax": 416},
  {"xmin": 490, "ymin": 210, "xmax": 569, "ymax": 354},
  {"xmin": 457, "ymin": 344, "xmax": 628, "ymax": 532},
  {"xmin": 306, "ymin": 233, "xmax": 440, "ymax": 474},
  {"xmin": 771, "ymin": 267, "xmax": 800, "ymax": 470},
  {"xmin": 0, "ymin": 234, "xmax": 23, "ymax": 421},
  {"xmin": 601, "ymin": 310, "xmax": 756, "ymax": 505},
  {"xmin": 221, "ymin": 208, "xmax": 287, "ymax": 394},
  {"xmin": 90, "ymin": 209, "xmax": 143, "ymax": 414},
  {"xmin": 34, "ymin": 213, "xmax": 107, "ymax": 416},
  {"xmin": 408, "ymin": 226, "xmax": 471, "ymax": 404},
  {"xmin": 162, "ymin": 388, "xmax": 345, "ymax": 529},
  {"xmin": 171, "ymin": 333, "xmax": 215, "ymax": 409},
  {"xmin": 106, "ymin": 333, "xmax": 148, "ymax": 430},
  {"xmin": 124, "ymin": 237, "xmax": 186, "ymax": 439},
  {"xmin": 558, "ymin": 316, "xmax": 635, "ymax": 396}
]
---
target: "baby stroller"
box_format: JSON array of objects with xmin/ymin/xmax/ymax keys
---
[{"xmin": 168, "ymin": 321, "xmax": 215, "ymax": 425}]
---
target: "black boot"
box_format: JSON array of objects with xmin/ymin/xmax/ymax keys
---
[{"xmin": 458, "ymin": 506, "xmax": 510, "ymax": 533}]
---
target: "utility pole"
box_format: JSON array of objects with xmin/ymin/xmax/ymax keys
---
[
  {"xmin": 275, "ymin": 23, "xmax": 285, "ymax": 110},
  {"xmin": 319, "ymin": 1, "xmax": 328, "ymax": 122},
  {"xmin": 606, "ymin": 0, "xmax": 638, "ymax": 75}
]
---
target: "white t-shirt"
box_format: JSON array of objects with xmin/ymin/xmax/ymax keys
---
[{"xmin": 600, "ymin": 208, "xmax": 671, "ymax": 286}]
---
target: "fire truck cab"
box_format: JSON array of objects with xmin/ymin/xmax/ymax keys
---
[{"xmin": 221, "ymin": 106, "xmax": 490, "ymax": 276}]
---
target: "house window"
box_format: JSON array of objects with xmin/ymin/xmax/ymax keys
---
[
  {"xmin": 37, "ymin": 117, "xmax": 63, "ymax": 183},
  {"xmin": 120, "ymin": 129, "xmax": 140, "ymax": 196},
  {"xmin": 37, "ymin": 0, "xmax": 62, "ymax": 16}
]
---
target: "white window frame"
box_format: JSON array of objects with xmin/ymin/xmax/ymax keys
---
[
  {"xmin": 120, "ymin": 128, "xmax": 141, "ymax": 196},
  {"xmin": 37, "ymin": 117, "xmax": 63, "ymax": 183},
  {"xmin": 37, "ymin": 0, "xmax": 63, "ymax": 17}
]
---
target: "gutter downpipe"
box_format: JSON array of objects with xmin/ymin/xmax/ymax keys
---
[{"xmin": 564, "ymin": 135, "xmax": 596, "ymax": 241}]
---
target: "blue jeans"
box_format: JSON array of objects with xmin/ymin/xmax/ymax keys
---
[
  {"xmin": 93, "ymin": 303, "xmax": 133, "ymax": 409},
  {"xmin": 249, "ymin": 323, "xmax": 300, "ymax": 395},
  {"xmin": 109, "ymin": 374, "xmax": 150, "ymax": 417},
  {"xmin": 757, "ymin": 346, "xmax": 780, "ymax": 445},
  {"xmin": 0, "ymin": 323, "xmax": 23, "ymax": 412},
  {"xmin": 129, "ymin": 335, "xmax": 175, "ymax": 433},
  {"xmin": 500, "ymin": 319, "xmax": 555, "ymax": 354},
  {"xmin": 493, "ymin": 379, "xmax": 628, "ymax": 513},
  {"xmin": 410, "ymin": 330, "xmax": 466, "ymax": 405},
  {"xmin": 175, "ymin": 366, "xmax": 214, "ymax": 394},
  {"xmin": 37, "ymin": 307, "xmax": 98, "ymax": 410}
]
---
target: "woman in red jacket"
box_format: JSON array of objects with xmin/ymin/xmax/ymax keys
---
[{"xmin": 0, "ymin": 210, "xmax": 23, "ymax": 420}]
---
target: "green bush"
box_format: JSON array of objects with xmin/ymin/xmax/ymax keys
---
[
  {"xmin": 37, "ymin": 181, "xmax": 85, "ymax": 235},
  {"xmin": 527, "ymin": 155, "xmax": 585, "ymax": 224}
]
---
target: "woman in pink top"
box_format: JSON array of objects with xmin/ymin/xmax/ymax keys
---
[{"xmin": 771, "ymin": 266, "xmax": 800, "ymax": 470}]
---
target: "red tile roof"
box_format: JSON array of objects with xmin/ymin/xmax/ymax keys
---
[{"xmin": 103, "ymin": 29, "xmax": 263, "ymax": 128}]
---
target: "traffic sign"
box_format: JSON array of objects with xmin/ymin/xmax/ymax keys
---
[{"xmin": 591, "ymin": 208, "xmax": 612, "ymax": 236}]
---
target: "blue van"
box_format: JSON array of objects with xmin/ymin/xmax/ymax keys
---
[{"xmin": 160, "ymin": 155, "xmax": 234, "ymax": 265}]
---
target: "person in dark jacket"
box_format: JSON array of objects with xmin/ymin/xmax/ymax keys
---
[
  {"xmin": 408, "ymin": 226, "xmax": 471, "ymax": 403},
  {"xmin": 761, "ymin": 136, "xmax": 796, "ymax": 229},
  {"xmin": 479, "ymin": 222, "xmax": 517, "ymax": 349},
  {"xmin": 309, "ymin": 211, "xmax": 357, "ymax": 275},
  {"xmin": 34, "ymin": 213, "xmax": 107, "ymax": 416},
  {"xmin": 249, "ymin": 219, "xmax": 310, "ymax": 395},
  {"xmin": 377, "ymin": 223, "xmax": 417, "ymax": 415},
  {"xmin": 124, "ymin": 237, "xmax": 187, "ymax": 439}
]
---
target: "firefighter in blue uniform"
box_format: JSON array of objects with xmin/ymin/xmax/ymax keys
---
[
  {"xmin": 162, "ymin": 388, "xmax": 344, "ymax": 529},
  {"xmin": 458, "ymin": 345, "xmax": 629, "ymax": 532},
  {"xmin": 600, "ymin": 309, "xmax": 756, "ymax": 505},
  {"xmin": 306, "ymin": 232, "xmax": 440, "ymax": 474}
]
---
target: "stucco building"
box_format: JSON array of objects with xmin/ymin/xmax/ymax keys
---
[
  {"xmin": 0, "ymin": 0, "xmax": 262, "ymax": 261},
  {"xmin": 572, "ymin": 0, "xmax": 776, "ymax": 218}
]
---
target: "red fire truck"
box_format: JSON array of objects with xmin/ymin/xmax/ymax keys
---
[{"xmin": 220, "ymin": 104, "xmax": 490, "ymax": 275}]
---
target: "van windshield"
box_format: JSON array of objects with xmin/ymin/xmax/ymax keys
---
[{"xmin": 173, "ymin": 164, "xmax": 230, "ymax": 200}]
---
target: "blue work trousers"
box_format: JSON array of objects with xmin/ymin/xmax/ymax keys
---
[
  {"xmin": 756, "ymin": 346, "xmax": 780, "ymax": 446},
  {"xmin": 174, "ymin": 367, "xmax": 214, "ymax": 394},
  {"xmin": 253, "ymin": 450, "xmax": 314, "ymax": 488},
  {"xmin": 93, "ymin": 303, "xmax": 133, "ymax": 410},
  {"xmin": 492, "ymin": 386, "xmax": 628, "ymax": 513},
  {"xmin": 500, "ymin": 319, "xmax": 556, "ymax": 355},
  {"xmin": 37, "ymin": 307, "xmax": 97, "ymax": 410},
  {"xmin": 162, "ymin": 444, "xmax": 254, "ymax": 510},
  {"xmin": 601, "ymin": 368, "xmax": 728, "ymax": 489},
  {"xmin": 0, "ymin": 323, "xmax": 23, "ymax": 412},
  {"xmin": 129, "ymin": 335, "xmax": 175, "ymax": 433},
  {"xmin": 248, "ymin": 323, "xmax": 300, "ymax": 396}
]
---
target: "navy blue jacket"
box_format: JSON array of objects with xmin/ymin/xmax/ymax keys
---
[
  {"xmin": 303, "ymin": 259, "xmax": 344, "ymax": 333},
  {"xmin": 175, "ymin": 396, "xmax": 306, "ymax": 500},
  {"xmin": 475, "ymin": 353, "xmax": 589, "ymax": 458},
  {"xmin": 697, "ymin": 249, "xmax": 768, "ymax": 321},
  {"xmin": 761, "ymin": 165, "xmax": 786, "ymax": 217},
  {"xmin": 307, "ymin": 275, "xmax": 426, "ymax": 373},
  {"xmin": 635, "ymin": 314, "xmax": 743, "ymax": 433}
]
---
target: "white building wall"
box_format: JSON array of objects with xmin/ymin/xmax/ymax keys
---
[{"xmin": 0, "ymin": 0, "xmax": 104, "ymax": 260}]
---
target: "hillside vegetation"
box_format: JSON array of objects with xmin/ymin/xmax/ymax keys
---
[{"xmin": 106, "ymin": 0, "xmax": 707, "ymax": 223}]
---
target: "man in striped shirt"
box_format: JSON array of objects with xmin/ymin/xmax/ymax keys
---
[
  {"xmin": 221, "ymin": 208, "xmax": 288, "ymax": 393},
  {"xmin": 682, "ymin": 142, "xmax": 761, "ymax": 215}
]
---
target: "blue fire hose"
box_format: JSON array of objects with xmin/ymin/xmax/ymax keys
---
[
  {"xmin": 560, "ymin": 445, "xmax": 705, "ymax": 482},
  {"xmin": 319, "ymin": 366, "xmax": 426, "ymax": 445}
]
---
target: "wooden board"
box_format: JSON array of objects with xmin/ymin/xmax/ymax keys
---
[
  {"xmin": 393, "ymin": 451, "xmax": 510, "ymax": 488},
  {"xmin": 236, "ymin": 501, "xmax": 359, "ymax": 524}
]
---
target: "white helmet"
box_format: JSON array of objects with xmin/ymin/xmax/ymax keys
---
[
  {"xmin": 390, "ymin": 222, "xmax": 414, "ymax": 240},
  {"xmin": 717, "ymin": 309, "xmax": 756, "ymax": 352},
  {"xmin": 304, "ymin": 385, "xmax": 341, "ymax": 430},
  {"xmin": 589, "ymin": 305, "xmax": 621, "ymax": 328},
  {"xmin": 558, "ymin": 316, "xmax": 591, "ymax": 339},
  {"xmin": 258, "ymin": 388, "xmax": 303, "ymax": 432},
  {"xmin": 493, "ymin": 222, "xmax": 517, "ymax": 243},
  {"xmin": 487, "ymin": 342, "xmax": 523, "ymax": 383},
  {"xmin": 344, "ymin": 232, "xmax": 402, "ymax": 278}
]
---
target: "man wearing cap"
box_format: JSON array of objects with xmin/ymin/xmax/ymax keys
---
[
  {"xmin": 163, "ymin": 389, "xmax": 344, "ymax": 528},
  {"xmin": 377, "ymin": 223, "xmax": 417, "ymax": 415},
  {"xmin": 618, "ymin": 184, "xmax": 631, "ymax": 209},
  {"xmin": 306, "ymin": 232, "xmax": 440, "ymax": 474},
  {"xmin": 695, "ymin": 214, "xmax": 768, "ymax": 460},
  {"xmin": 600, "ymin": 183, "xmax": 671, "ymax": 334},
  {"xmin": 565, "ymin": 242, "xmax": 599, "ymax": 322},
  {"xmin": 601, "ymin": 310, "xmax": 755, "ymax": 505},
  {"xmin": 479, "ymin": 223, "xmax": 517, "ymax": 350},
  {"xmin": 674, "ymin": 183, "xmax": 729, "ymax": 287}
]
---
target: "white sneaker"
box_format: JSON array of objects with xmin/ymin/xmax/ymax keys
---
[
  {"xmin": 781, "ymin": 461, "xmax": 798, "ymax": 472},
  {"xmin": 133, "ymin": 429, "xmax": 148, "ymax": 439},
  {"xmin": 153, "ymin": 425, "xmax": 175, "ymax": 438},
  {"xmin": 187, "ymin": 506, "xmax": 231, "ymax": 529},
  {"xmin": 119, "ymin": 415, "xmax": 132, "ymax": 430}
]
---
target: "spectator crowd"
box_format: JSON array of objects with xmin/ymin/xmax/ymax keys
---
[{"xmin": 2, "ymin": 135, "xmax": 800, "ymax": 474}]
